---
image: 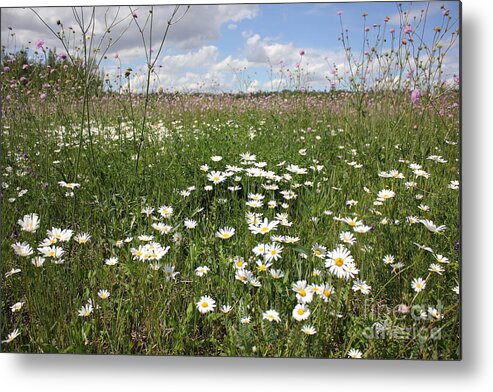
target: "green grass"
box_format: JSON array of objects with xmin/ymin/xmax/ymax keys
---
[{"xmin": 1, "ymin": 91, "xmax": 460, "ymax": 359}]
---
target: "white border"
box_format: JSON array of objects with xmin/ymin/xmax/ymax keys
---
[{"xmin": 2, "ymin": 0, "xmax": 493, "ymax": 391}]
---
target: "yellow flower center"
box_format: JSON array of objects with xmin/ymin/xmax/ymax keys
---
[
  {"xmin": 314, "ymin": 249, "xmax": 321, "ymax": 255},
  {"xmin": 297, "ymin": 308, "xmax": 305, "ymax": 315},
  {"xmin": 349, "ymin": 221, "xmax": 356, "ymax": 227},
  {"xmin": 298, "ymin": 289, "xmax": 306, "ymax": 297},
  {"xmin": 260, "ymin": 227, "xmax": 269, "ymax": 233},
  {"xmin": 222, "ymin": 233, "xmax": 231, "ymax": 238},
  {"xmin": 323, "ymin": 289, "xmax": 331, "ymax": 297},
  {"xmin": 201, "ymin": 302, "xmax": 209, "ymax": 308},
  {"xmin": 213, "ymin": 176, "xmax": 220, "ymax": 182},
  {"xmin": 48, "ymin": 251, "xmax": 55, "ymax": 256},
  {"xmin": 258, "ymin": 265, "xmax": 266, "ymax": 271},
  {"xmin": 335, "ymin": 257, "xmax": 344, "ymax": 267}
]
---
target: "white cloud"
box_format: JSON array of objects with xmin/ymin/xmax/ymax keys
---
[
  {"xmin": 210, "ymin": 55, "xmax": 250, "ymax": 73},
  {"xmin": 1, "ymin": 4, "xmax": 259, "ymax": 60},
  {"xmin": 246, "ymin": 79, "xmax": 259, "ymax": 93},
  {"xmin": 2, "ymin": 4, "xmax": 457, "ymax": 94},
  {"xmin": 161, "ymin": 45, "xmax": 218, "ymax": 70},
  {"xmin": 389, "ymin": 2, "xmax": 443, "ymax": 26}
]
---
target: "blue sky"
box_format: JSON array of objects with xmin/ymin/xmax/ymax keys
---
[{"xmin": 1, "ymin": 1, "xmax": 460, "ymax": 92}]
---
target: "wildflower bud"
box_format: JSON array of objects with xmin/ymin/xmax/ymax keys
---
[{"xmin": 397, "ymin": 304, "xmax": 409, "ymax": 314}]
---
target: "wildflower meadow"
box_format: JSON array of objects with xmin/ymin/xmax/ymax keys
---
[{"xmin": 0, "ymin": 2, "xmax": 460, "ymax": 359}]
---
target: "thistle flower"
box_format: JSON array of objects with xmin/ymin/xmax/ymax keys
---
[
  {"xmin": 411, "ymin": 89, "xmax": 421, "ymax": 104},
  {"xmin": 35, "ymin": 39, "xmax": 45, "ymax": 50}
]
